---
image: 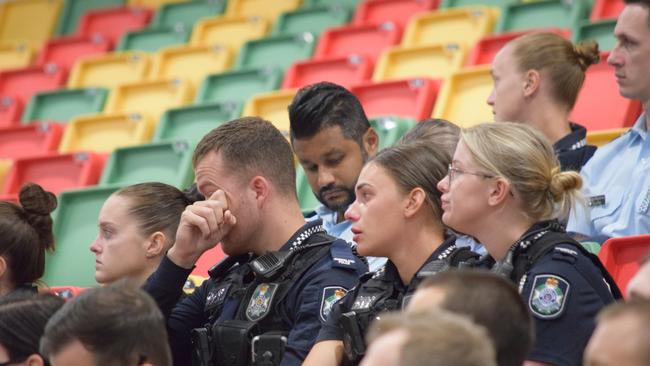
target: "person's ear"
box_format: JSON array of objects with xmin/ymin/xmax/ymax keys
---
[
  {"xmin": 523, "ymin": 69, "xmax": 541, "ymax": 98},
  {"xmin": 145, "ymin": 232, "xmax": 167, "ymax": 258},
  {"xmin": 404, "ymin": 187, "xmax": 427, "ymax": 218},
  {"xmin": 249, "ymin": 176, "xmax": 270, "ymax": 206},
  {"xmin": 25, "ymin": 354, "xmax": 45, "ymax": 366},
  {"xmin": 0, "ymin": 256, "xmax": 7, "ymax": 281},
  {"xmin": 487, "ymin": 178, "xmax": 511, "ymax": 207},
  {"xmin": 363, "ymin": 127, "xmax": 379, "ymax": 157}
]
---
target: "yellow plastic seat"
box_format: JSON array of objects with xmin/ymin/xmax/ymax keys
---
[
  {"xmin": 225, "ymin": 0, "xmax": 302, "ymax": 25},
  {"xmin": 67, "ymin": 51, "xmax": 151, "ymax": 89},
  {"xmin": 150, "ymin": 44, "xmax": 233, "ymax": 89},
  {"xmin": 128, "ymin": 0, "xmax": 188, "ymax": 9},
  {"xmin": 586, "ymin": 128, "xmax": 629, "ymax": 147},
  {"xmin": 190, "ymin": 15, "xmax": 270, "ymax": 55},
  {"xmin": 242, "ymin": 89, "xmax": 298, "ymax": 133},
  {"xmin": 0, "ymin": 159, "xmax": 11, "ymax": 191},
  {"xmin": 104, "ymin": 79, "xmax": 194, "ymax": 124},
  {"xmin": 432, "ymin": 66, "xmax": 493, "ymax": 127},
  {"xmin": 59, "ymin": 113, "xmax": 154, "ymax": 153},
  {"xmin": 373, "ymin": 44, "xmax": 466, "ymax": 82},
  {"xmin": 0, "ymin": 0, "xmax": 64, "ymax": 48},
  {"xmin": 402, "ymin": 6, "xmax": 499, "ymax": 49},
  {"xmin": 0, "ymin": 41, "xmax": 34, "ymax": 71}
]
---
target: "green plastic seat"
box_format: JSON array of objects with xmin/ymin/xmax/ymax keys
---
[
  {"xmin": 153, "ymin": 102, "xmax": 241, "ymax": 145},
  {"xmin": 99, "ymin": 141, "xmax": 194, "ymax": 188},
  {"xmin": 303, "ymin": 0, "xmax": 360, "ymax": 10},
  {"xmin": 370, "ymin": 116, "xmax": 418, "ymax": 150},
  {"xmin": 440, "ymin": 0, "xmax": 515, "ymax": 9},
  {"xmin": 273, "ymin": 5, "xmax": 351, "ymax": 36},
  {"xmin": 496, "ymin": 0, "xmax": 592, "ymax": 33},
  {"xmin": 296, "ymin": 165, "xmax": 320, "ymax": 216},
  {"xmin": 22, "ymin": 88, "xmax": 109, "ymax": 124},
  {"xmin": 573, "ymin": 19, "xmax": 617, "ymax": 51},
  {"xmin": 195, "ymin": 66, "xmax": 283, "ymax": 104},
  {"xmin": 150, "ymin": 0, "xmax": 226, "ymax": 28},
  {"xmin": 56, "ymin": 0, "xmax": 126, "ymax": 35},
  {"xmin": 116, "ymin": 25, "xmax": 190, "ymax": 52},
  {"xmin": 44, "ymin": 185, "xmax": 122, "ymax": 287},
  {"xmin": 235, "ymin": 32, "xmax": 317, "ymax": 71}
]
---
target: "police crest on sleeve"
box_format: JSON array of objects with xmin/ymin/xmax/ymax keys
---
[
  {"xmin": 320, "ymin": 286, "xmax": 348, "ymax": 322},
  {"xmin": 246, "ymin": 283, "xmax": 279, "ymax": 321},
  {"xmin": 528, "ymin": 275, "xmax": 570, "ymax": 319}
]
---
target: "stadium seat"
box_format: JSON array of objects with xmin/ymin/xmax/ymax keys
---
[
  {"xmin": 573, "ymin": 19, "xmax": 616, "ymax": 51},
  {"xmin": 282, "ymin": 55, "xmax": 374, "ymax": 89},
  {"xmin": 0, "ymin": 64, "xmax": 67, "ymax": 107},
  {"xmin": 55, "ymin": 0, "xmax": 126, "ymax": 36},
  {"xmin": 590, "ymin": 0, "xmax": 624, "ymax": 21},
  {"xmin": 432, "ymin": 65, "xmax": 493, "ymax": 127},
  {"xmin": 599, "ymin": 235, "xmax": 650, "ymax": 298},
  {"xmin": 242, "ymin": 89, "xmax": 297, "ymax": 133},
  {"xmin": 195, "ymin": 67, "xmax": 283, "ymax": 105},
  {"xmin": 127, "ymin": 0, "xmax": 187, "ymax": 9},
  {"xmin": 99, "ymin": 140, "xmax": 194, "ymax": 188},
  {"xmin": 153, "ymin": 102, "xmax": 241, "ymax": 145},
  {"xmin": 351, "ymin": 78, "xmax": 440, "ymax": 121},
  {"xmin": 372, "ymin": 43, "xmax": 466, "ymax": 82},
  {"xmin": 439, "ymin": 0, "xmax": 515, "ymax": 9},
  {"xmin": 192, "ymin": 247, "xmax": 226, "ymax": 278},
  {"xmin": 22, "ymin": 88, "xmax": 109, "ymax": 124},
  {"xmin": 41, "ymin": 286, "xmax": 88, "ymax": 299},
  {"xmin": 191, "ymin": 15, "xmax": 270, "ymax": 55},
  {"xmin": 184, "ymin": 274, "xmax": 207, "ymax": 295},
  {"xmin": 149, "ymin": 44, "xmax": 233, "ymax": 89},
  {"xmin": 401, "ymin": 7, "xmax": 499, "ymax": 48},
  {"xmin": 235, "ymin": 33, "xmax": 317, "ymax": 71},
  {"xmin": 495, "ymin": 0, "xmax": 591, "ymax": 33},
  {"xmin": 303, "ymin": 0, "xmax": 361, "ymax": 9},
  {"xmin": 273, "ymin": 5, "xmax": 351, "ymax": 36},
  {"xmin": 225, "ymin": 0, "xmax": 302, "ymax": 24},
  {"xmin": 0, "ymin": 123, "xmax": 64, "ymax": 159},
  {"xmin": 0, "ymin": 96, "xmax": 22, "ymax": 128},
  {"xmin": 116, "ymin": 26, "xmax": 190, "ymax": 52},
  {"xmin": 150, "ymin": 0, "xmax": 226, "ymax": 28},
  {"xmin": 570, "ymin": 52, "xmax": 643, "ymax": 131},
  {"xmin": 43, "ymin": 184, "xmax": 122, "ymax": 287},
  {"xmin": 296, "ymin": 166, "xmax": 320, "ymax": 215},
  {"xmin": 354, "ymin": 0, "xmax": 438, "ymax": 29},
  {"xmin": 67, "ymin": 51, "xmax": 151, "ymax": 88},
  {"xmin": 0, "ymin": 41, "xmax": 34, "ymax": 72},
  {"xmin": 314, "ymin": 22, "xmax": 402, "ymax": 62},
  {"xmin": 76, "ymin": 6, "xmax": 153, "ymax": 46},
  {"xmin": 586, "ymin": 128, "xmax": 629, "ymax": 147},
  {"xmin": 0, "ymin": 0, "xmax": 64, "ymax": 48},
  {"xmin": 370, "ymin": 116, "xmax": 418, "ymax": 149},
  {"xmin": 104, "ymin": 79, "xmax": 193, "ymax": 123},
  {"xmin": 38, "ymin": 34, "xmax": 112, "ymax": 72},
  {"xmin": 1, "ymin": 152, "xmax": 105, "ymax": 200},
  {"xmin": 58, "ymin": 113, "xmax": 153, "ymax": 153},
  {"xmin": 0, "ymin": 160, "xmax": 11, "ymax": 194}
]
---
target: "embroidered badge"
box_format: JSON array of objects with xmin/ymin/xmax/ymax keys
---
[
  {"xmin": 320, "ymin": 287, "xmax": 348, "ymax": 322},
  {"xmin": 351, "ymin": 295, "xmax": 378, "ymax": 310},
  {"xmin": 528, "ymin": 275, "xmax": 570, "ymax": 319},
  {"xmin": 246, "ymin": 283, "xmax": 279, "ymax": 321},
  {"xmin": 205, "ymin": 283, "xmax": 230, "ymax": 310}
]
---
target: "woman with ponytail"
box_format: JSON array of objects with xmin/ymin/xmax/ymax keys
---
[
  {"xmin": 437, "ymin": 123, "xmax": 621, "ymax": 366},
  {"xmin": 487, "ymin": 32, "xmax": 601, "ymax": 171}
]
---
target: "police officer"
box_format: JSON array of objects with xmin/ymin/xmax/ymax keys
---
[
  {"xmin": 143, "ymin": 117, "xmax": 367, "ymax": 366},
  {"xmin": 437, "ymin": 122, "xmax": 621, "ymax": 366},
  {"xmin": 304, "ymin": 143, "xmax": 479, "ymax": 366}
]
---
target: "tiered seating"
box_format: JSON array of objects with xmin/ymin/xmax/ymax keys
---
[
  {"xmin": 225, "ymin": 0, "xmax": 302, "ymax": 24},
  {"xmin": 440, "ymin": 0, "xmax": 515, "ymax": 9},
  {"xmin": 22, "ymin": 88, "xmax": 109, "ymax": 124},
  {"xmin": 0, "ymin": 160, "xmax": 11, "ymax": 194},
  {"xmin": 0, "ymin": 0, "xmax": 64, "ymax": 48},
  {"xmin": 67, "ymin": 51, "xmax": 151, "ymax": 88},
  {"xmin": 77, "ymin": 6, "xmax": 153, "ymax": 46},
  {"xmin": 235, "ymin": 33, "xmax": 317, "ymax": 70},
  {"xmin": 495, "ymin": 0, "xmax": 591, "ymax": 32},
  {"xmin": 432, "ymin": 66, "xmax": 493, "ymax": 127},
  {"xmin": 599, "ymin": 235, "xmax": 650, "ymax": 297},
  {"xmin": 196, "ymin": 67, "xmax": 283, "ymax": 104},
  {"xmin": 0, "ymin": 96, "xmax": 22, "ymax": 128},
  {"xmin": 314, "ymin": 23, "xmax": 402, "ymax": 62},
  {"xmin": 191, "ymin": 16, "xmax": 270, "ymax": 55},
  {"xmin": 116, "ymin": 26, "xmax": 190, "ymax": 52},
  {"xmin": 38, "ymin": 35, "xmax": 113, "ymax": 72},
  {"xmin": 282, "ymin": 55, "xmax": 374, "ymax": 89},
  {"xmin": 154, "ymin": 103, "xmax": 241, "ymax": 145},
  {"xmin": 0, "ymin": 41, "xmax": 34, "ymax": 72},
  {"xmin": 351, "ymin": 79, "xmax": 440, "ymax": 120},
  {"xmin": 149, "ymin": 44, "xmax": 233, "ymax": 88},
  {"xmin": 586, "ymin": 128, "xmax": 629, "ymax": 147},
  {"xmin": 128, "ymin": 0, "xmax": 187, "ymax": 9},
  {"xmin": 296, "ymin": 166, "xmax": 320, "ymax": 214},
  {"xmin": 0, "ymin": 123, "xmax": 64, "ymax": 159},
  {"xmin": 192, "ymin": 246, "xmax": 227, "ymax": 278},
  {"xmin": 371, "ymin": 116, "xmax": 418, "ymax": 149},
  {"xmin": 273, "ymin": 6, "xmax": 352, "ymax": 35},
  {"xmin": 0, "ymin": 64, "xmax": 67, "ymax": 107},
  {"xmin": 353, "ymin": 0, "xmax": 438, "ymax": 29},
  {"xmin": 573, "ymin": 19, "xmax": 617, "ymax": 51},
  {"xmin": 373, "ymin": 43, "xmax": 466, "ymax": 81},
  {"xmin": 242, "ymin": 89, "xmax": 297, "ymax": 133},
  {"xmin": 151, "ymin": 0, "xmax": 226, "ymax": 28},
  {"xmin": 59, "ymin": 113, "xmax": 153, "ymax": 153},
  {"xmin": 304, "ymin": 0, "xmax": 361, "ymax": 9},
  {"xmin": 55, "ymin": 0, "xmax": 125, "ymax": 35},
  {"xmin": 590, "ymin": 0, "xmax": 624, "ymax": 21}
]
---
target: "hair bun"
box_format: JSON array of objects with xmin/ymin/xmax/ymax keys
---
[
  {"xmin": 574, "ymin": 40, "xmax": 600, "ymax": 71},
  {"xmin": 549, "ymin": 168, "xmax": 582, "ymax": 202},
  {"xmin": 19, "ymin": 183, "xmax": 57, "ymax": 216}
]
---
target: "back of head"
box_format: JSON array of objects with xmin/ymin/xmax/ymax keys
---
[
  {"xmin": 416, "ymin": 270, "xmax": 533, "ymax": 366},
  {"xmin": 510, "ymin": 32, "xmax": 599, "ymax": 109},
  {"xmin": 0, "ymin": 293, "xmax": 64, "ymax": 361},
  {"xmin": 40, "ymin": 282, "xmax": 171, "ymax": 366},
  {"xmin": 461, "ymin": 122, "xmax": 582, "ymax": 221},
  {"xmin": 397, "ymin": 118, "xmax": 460, "ymax": 161},
  {"xmin": 0, "ymin": 183, "xmax": 57, "ymax": 290},
  {"xmin": 288, "ymin": 82, "xmax": 370, "ymax": 144},
  {"xmin": 193, "ymin": 117, "xmax": 297, "ymax": 198}
]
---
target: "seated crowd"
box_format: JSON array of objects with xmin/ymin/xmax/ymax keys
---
[{"xmin": 1, "ymin": 0, "xmax": 650, "ymax": 365}]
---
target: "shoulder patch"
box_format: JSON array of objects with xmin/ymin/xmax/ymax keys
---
[
  {"xmin": 330, "ymin": 241, "xmax": 357, "ymax": 269},
  {"xmin": 528, "ymin": 274, "xmax": 570, "ymax": 319},
  {"xmin": 246, "ymin": 283, "xmax": 279, "ymax": 321},
  {"xmin": 320, "ymin": 286, "xmax": 348, "ymax": 322}
]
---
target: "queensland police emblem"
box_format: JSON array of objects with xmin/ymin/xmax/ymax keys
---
[
  {"xmin": 320, "ymin": 286, "xmax": 348, "ymax": 322},
  {"xmin": 246, "ymin": 283, "xmax": 279, "ymax": 321},
  {"xmin": 529, "ymin": 275, "xmax": 570, "ymax": 319}
]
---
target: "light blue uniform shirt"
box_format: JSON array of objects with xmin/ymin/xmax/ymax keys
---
[
  {"xmin": 308, "ymin": 205, "xmax": 387, "ymax": 272},
  {"xmin": 568, "ymin": 113, "xmax": 650, "ymax": 237}
]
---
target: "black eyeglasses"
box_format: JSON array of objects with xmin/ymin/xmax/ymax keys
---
[{"xmin": 447, "ymin": 164, "xmax": 495, "ymax": 184}]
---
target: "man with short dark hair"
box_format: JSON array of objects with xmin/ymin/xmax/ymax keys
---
[
  {"xmin": 40, "ymin": 283, "xmax": 171, "ymax": 366},
  {"xmin": 143, "ymin": 117, "xmax": 367, "ymax": 365}
]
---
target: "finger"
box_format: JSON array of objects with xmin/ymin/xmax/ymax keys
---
[
  {"xmin": 188, "ymin": 205, "xmax": 220, "ymax": 235},
  {"xmin": 209, "ymin": 190, "xmax": 229, "ymax": 210},
  {"xmin": 181, "ymin": 208, "xmax": 212, "ymax": 238},
  {"xmin": 223, "ymin": 210, "xmax": 237, "ymax": 227}
]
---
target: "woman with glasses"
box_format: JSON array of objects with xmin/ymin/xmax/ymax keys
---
[{"xmin": 437, "ymin": 122, "xmax": 621, "ymax": 366}]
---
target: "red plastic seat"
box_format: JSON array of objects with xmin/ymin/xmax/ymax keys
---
[
  {"xmin": 354, "ymin": 0, "xmax": 438, "ymax": 29},
  {"xmin": 0, "ymin": 65, "xmax": 67, "ymax": 107},
  {"xmin": 350, "ymin": 78, "xmax": 441, "ymax": 120},
  {"xmin": 0, "ymin": 123, "xmax": 64, "ymax": 160},
  {"xmin": 599, "ymin": 235, "xmax": 650, "ymax": 298},
  {"xmin": 76, "ymin": 6, "xmax": 152, "ymax": 47},
  {"xmin": 314, "ymin": 22, "xmax": 402, "ymax": 63},
  {"xmin": 282, "ymin": 55, "xmax": 374, "ymax": 89},
  {"xmin": 40, "ymin": 286, "xmax": 87, "ymax": 299},
  {"xmin": 192, "ymin": 246, "xmax": 226, "ymax": 277},
  {"xmin": 0, "ymin": 96, "xmax": 22, "ymax": 128},
  {"xmin": 591, "ymin": 0, "xmax": 625, "ymax": 21},
  {"xmin": 1, "ymin": 152, "xmax": 105, "ymax": 200},
  {"xmin": 38, "ymin": 34, "xmax": 112, "ymax": 72},
  {"xmin": 571, "ymin": 51, "xmax": 643, "ymax": 131}
]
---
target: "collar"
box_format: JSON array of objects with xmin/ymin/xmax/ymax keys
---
[
  {"xmin": 630, "ymin": 113, "xmax": 648, "ymax": 140},
  {"xmin": 280, "ymin": 219, "xmax": 327, "ymax": 252},
  {"xmin": 513, "ymin": 220, "xmax": 565, "ymax": 253},
  {"xmin": 554, "ymin": 123, "xmax": 588, "ymax": 153}
]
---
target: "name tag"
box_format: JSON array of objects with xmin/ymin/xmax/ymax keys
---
[{"xmin": 588, "ymin": 195, "xmax": 606, "ymax": 207}]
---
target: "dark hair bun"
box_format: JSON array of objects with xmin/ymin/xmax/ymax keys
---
[
  {"xmin": 574, "ymin": 40, "xmax": 600, "ymax": 71},
  {"xmin": 19, "ymin": 183, "xmax": 57, "ymax": 251}
]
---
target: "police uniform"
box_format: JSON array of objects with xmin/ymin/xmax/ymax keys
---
[
  {"xmin": 143, "ymin": 220, "xmax": 367, "ymax": 366},
  {"xmin": 554, "ymin": 123, "xmax": 596, "ymax": 172},
  {"xmin": 495, "ymin": 220, "xmax": 621, "ymax": 366}
]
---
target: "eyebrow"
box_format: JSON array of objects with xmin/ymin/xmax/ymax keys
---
[{"xmin": 355, "ymin": 182, "xmax": 372, "ymax": 191}]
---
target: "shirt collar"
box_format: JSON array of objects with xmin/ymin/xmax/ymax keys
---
[
  {"xmin": 630, "ymin": 113, "xmax": 648, "ymax": 140},
  {"xmin": 554, "ymin": 123, "xmax": 588, "ymax": 153},
  {"xmin": 279, "ymin": 219, "xmax": 327, "ymax": 251}
]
